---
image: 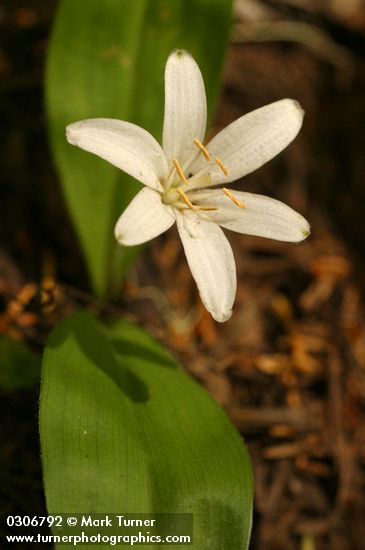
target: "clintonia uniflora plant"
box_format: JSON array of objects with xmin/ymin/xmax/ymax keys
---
[{"xmin": 66, "ymin": 49, "xmax": 310, "ymax": 322}]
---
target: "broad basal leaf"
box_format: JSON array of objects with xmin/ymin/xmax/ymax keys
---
[
  {"xmin": 0, "ymin": 336, "xmax": 40, "ymax": 391},
  {"xmin": 40, "ymin": 312, "xmax": 252, "ymax": 549},
  {"xmin": 46, "ymin": 0, "xmax": 232, "ymax": 297}
]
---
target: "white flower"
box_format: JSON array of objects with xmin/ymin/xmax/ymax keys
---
[{"xmin": 66, "ymin": 49, "xmax": 310, "ymax": 322}]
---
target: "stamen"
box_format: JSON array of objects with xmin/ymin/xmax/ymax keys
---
[
  {"xmin": 223, "ymin": 188, "xmax": 246, "ymax": 209},
  {"xmin": 177, "ymin": 188, "xmax": 218, "ymax": 211},
  {"xmin": 194, "ymin": 138, "xmax": 211, "ymax": 161},
  {"xmin": 177, "ymin": 188, "xmax": 197, "ymax": 209},
  {"xmin": 215, "ymin": 157, "xmax": 228, "ymax": 176},
  {"xmin": 173, "ymin": 159, "xmax": 188, "ymax": 185},
  {"xmin": 165, "ymin": 164, "xmax": 177, "ymax": 188}
]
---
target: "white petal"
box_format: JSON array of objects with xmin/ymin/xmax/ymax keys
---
[
  {"xmin": 115, "ymin": 188, "xmax": 175, "ymax": 246},
  {"xmin": 162, "ymin": 50, "xmax": 207, "ymax": 167},
  {"xmin": 189, "ymin": 99, "xmax": 304, "ymax": 187},
  {"xmin": 192, "ymin": 189, "xmax": 310, "ymax": 242},
  {"xmin": 175, "ymin": 211, "xmax": 236, "ymax": 322},
  {"xmin": 66, "ymin": 118, "xmax": 168, "ymax": 191}
]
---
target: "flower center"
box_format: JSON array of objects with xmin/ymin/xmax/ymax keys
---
[{"xmin": 160, "ymin": 138, "xmax": 245, "ymax": 212}]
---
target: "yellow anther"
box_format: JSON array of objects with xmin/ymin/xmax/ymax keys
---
[
  {"xmin": 194, "ymin": 138, "xmax": 211, "ymax": 161},
  {"xmin": 215, "ymin": 157, "xmax": 228, "ymax": 176},
  {"xmin": 177, "ymin": 188, "xmax": 197, "ymax": 209},
  {"xmin": 198, "ymin": 206, "xmax": 219, "ymax": 211},
  {"xmin": 177, "ymin": 188, "xmax": 218, "ymax": 212},
  {"xmin": 173, "ymin": 159, "xmax": 188, "ymax": 185},
  {"xmin": 223, "ymin": 188, "xmax": 246, "ymax": 209}
]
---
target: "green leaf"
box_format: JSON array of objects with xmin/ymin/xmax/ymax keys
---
[
  {"xmin": 0, "ymin": 336, "xmax": 40, "ymax": 391},
  {"xmin": 46, "ymin": 0, "xmax": 232, "ymax": 297},
  {"xmin": 40, "ymin": 312, "xmax": 253, "ymax": 549}
]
